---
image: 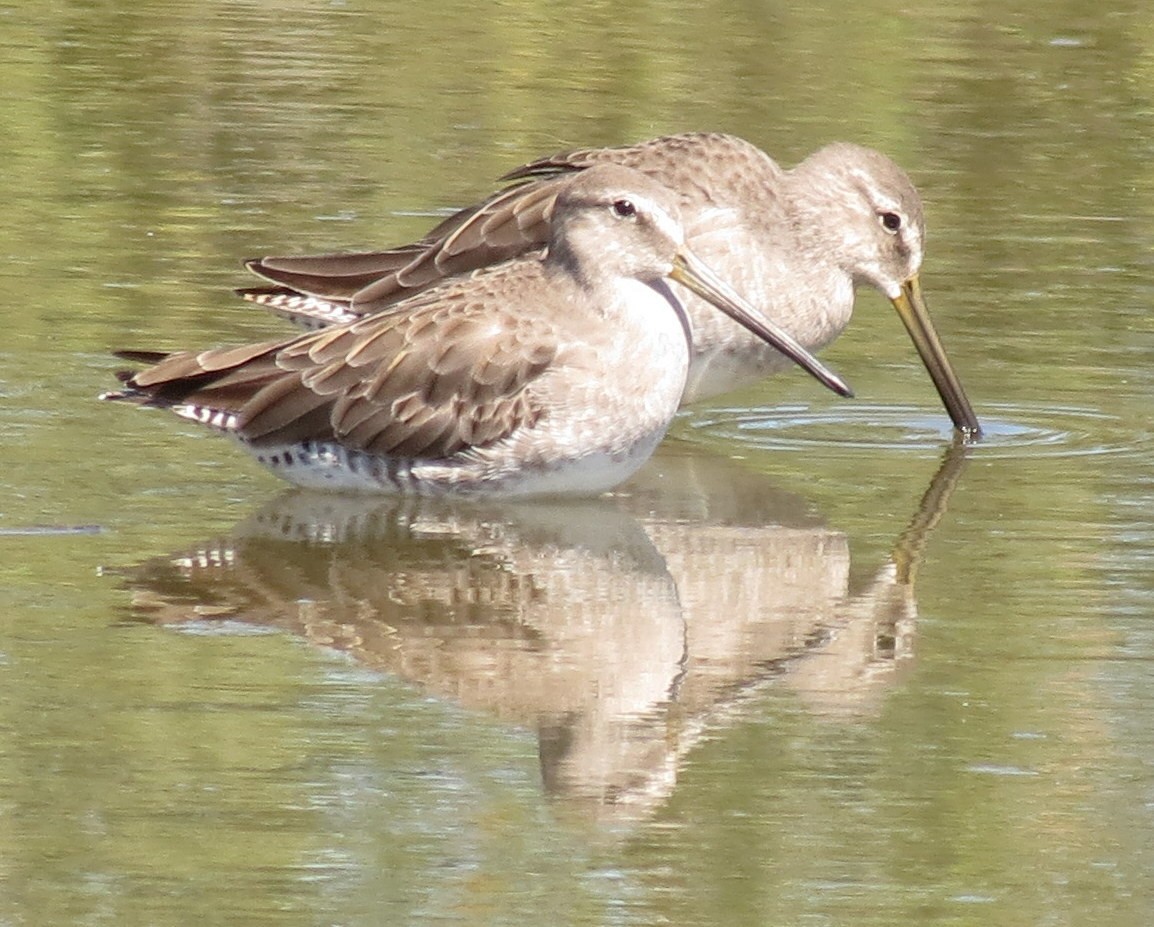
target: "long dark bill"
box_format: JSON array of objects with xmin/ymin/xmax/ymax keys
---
[
  {"xmin": 891, "ymin": 275, "xmax": 982, "ymax": 439},
  {"xmin": 670, "ymin": 249, "xmax": 854, "ymax": 399}
]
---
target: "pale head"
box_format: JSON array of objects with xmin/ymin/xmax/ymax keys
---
[
  {"xmin": 547, "ymin": 164, "xmax": 853, "ymax": 399},
  {"xmin": 547, "ymin": 164, "xmax": 689, "ymax": 289},
  {"xmin": 789, "ymin": 143, "xmax": 980, "ymax": 437},
  {"xmin": 789, "ymin": 142, "xmax": 925, "ymax": 300}
]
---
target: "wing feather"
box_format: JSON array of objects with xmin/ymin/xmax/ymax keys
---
[
  {"xmin": 110, "ymin": 265, "xmax": 561, "ymax": 461},
  {"xmin": 238, "ymin": 134, "xmax": 743, "ymax": 328}
]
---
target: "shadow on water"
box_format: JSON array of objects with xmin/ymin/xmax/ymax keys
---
[{"xmin": 106, "ymin": 442, "xmax": 969, "ymax": 829}]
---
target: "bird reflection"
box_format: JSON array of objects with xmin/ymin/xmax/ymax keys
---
[{"xmin": 113, "ymin": 442, "xmax": 968, "ymax": 825}]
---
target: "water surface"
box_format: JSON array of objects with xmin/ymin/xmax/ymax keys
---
[{"xmin": 3, "ymin": 2, "xmax": 1154, "ymax": 925}]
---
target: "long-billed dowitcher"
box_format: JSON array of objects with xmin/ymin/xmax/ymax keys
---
[
  {"xmin": 241, "ymin": 133, "xmax": 980, "ymax": 436},
  {"xmin": 103, "ymin": 165, "xmax": 850, "ymax": 496}
]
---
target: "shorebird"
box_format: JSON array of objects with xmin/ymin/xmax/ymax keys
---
[
  {"xmin": 239, "ymin": 132, "xmax": 980, "ymax": 437},
  {"xmin": 104, "ymin": 164, "xmax": 850, "ymax": 497}
]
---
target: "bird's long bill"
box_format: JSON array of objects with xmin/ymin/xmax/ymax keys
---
[
  {"xmin": 891, "ymin": 275, "xmax": 982, "ymax": 439},
  {"xmin": 670, "ymin": 250, "xmax": 853, "ymax": 399}
]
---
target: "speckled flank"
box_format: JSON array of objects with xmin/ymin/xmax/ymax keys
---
[{"xmin": 243, "ymin": 432, "xmax": 666, "ymax": 496}]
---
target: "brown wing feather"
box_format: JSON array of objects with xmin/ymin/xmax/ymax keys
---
[
  {"xmin": 351, "ymin": 180, "xmax": 565, "ymax": 312},
  {"xmin": 237, "ymin": 134, "xmax": 735, "ymax": 325},
  {"xmin": 498, "ymin": 147, "xmax": 607, "ymax": 182},
  {"xmin": 114, "ymin": 265, "xmax": 560, "ymax": 461},
  {"xmin": 242, "ymin": 248, "xmax": 427, "ymax": 300},
  {"xmin": 239, "ymin": 163, "xmax": 589, "ymax": 318}
]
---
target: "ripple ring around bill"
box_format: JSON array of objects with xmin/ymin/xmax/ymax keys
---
[{"xmin": 686, "ymin": 402, "xmax": 1139, "ymax": 460}]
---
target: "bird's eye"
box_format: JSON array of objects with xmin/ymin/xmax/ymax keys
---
[
  {"xmin": 611, "ymin": 198, "xmax": 637, "ymax": 219},
  {"xmin": 879, "ymin": 211, "xmax": 902, "ymax": 233}
]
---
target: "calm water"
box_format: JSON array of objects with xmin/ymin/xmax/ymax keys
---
[{"xmin": 3, "ymin": 1, "xmax": 1154, "ymax": 924}]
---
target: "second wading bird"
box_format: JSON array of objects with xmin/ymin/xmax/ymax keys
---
[
  {"xmin": 103, "ymin": 165, "xmax": 851, "ymax": 497},
  {"xmin": 240, "ymin": 133, "xmax": 981, "ymax": 437}
]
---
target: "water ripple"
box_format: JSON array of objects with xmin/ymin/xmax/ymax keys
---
[{"xmin": 687, "ymin": 403, "xmax": 1139, "ymax": 460}]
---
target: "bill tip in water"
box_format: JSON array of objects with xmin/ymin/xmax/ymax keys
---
[{"xmin": 829, "ymin": 372, "xmax": 854, "ymax": 399}]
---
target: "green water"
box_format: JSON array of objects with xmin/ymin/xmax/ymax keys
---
[{"xmin": 2, "ymin": 1, "xmax": 1154, "ymax": 924}]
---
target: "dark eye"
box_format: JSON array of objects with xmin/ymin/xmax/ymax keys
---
[
  {"xmin": 879, "ymin": 211, "xmax": 902, "ymax": 233},
  {"xmin": 611, "ymin": 198, "xmax": 637, "ymax": 219}
]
